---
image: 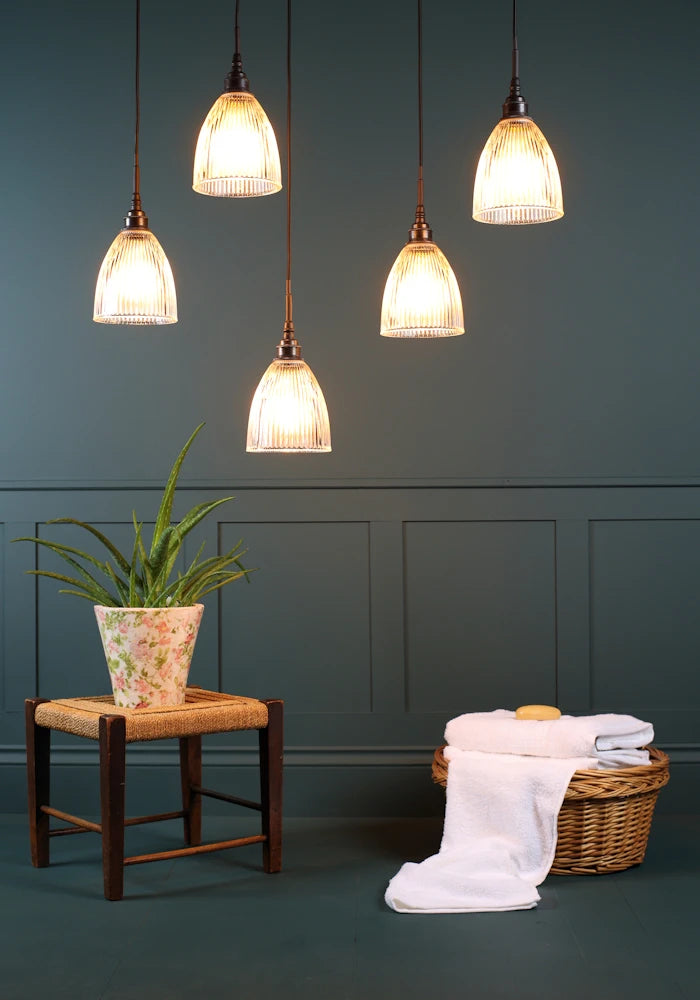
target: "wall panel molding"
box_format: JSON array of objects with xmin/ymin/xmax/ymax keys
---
[{"xmin": 2, "ymin": 485, "xmax": 700, "ymax": 812}]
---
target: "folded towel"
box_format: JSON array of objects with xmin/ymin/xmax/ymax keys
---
[
  {"xmin": 444, "ymin": 743, "xmax": 647, "ymax": 770},
  {"xmin": 444, "ymin": 710, "xmax": 653, "ymax": 766},
  {"xmin": 386, "ymin": 749, "xmax": 597, "ymax": 913}
]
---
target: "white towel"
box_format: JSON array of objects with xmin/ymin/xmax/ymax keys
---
[
  {"xmin": 444, "ymin": 710, "xmax": 652, "ymax": 767},
  {"xmin": 385, "ymin": 749, "xmax": 597, "ymax": 914}
]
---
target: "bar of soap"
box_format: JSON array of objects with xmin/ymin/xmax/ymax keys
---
[{"xmin": 515, "ymin": 704, "xmax": 562, "ymax": 721}]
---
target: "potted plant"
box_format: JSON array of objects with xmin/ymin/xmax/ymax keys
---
[{"xmin": 14, "ymin": 424, "xmax": 251, "ymax": 708}]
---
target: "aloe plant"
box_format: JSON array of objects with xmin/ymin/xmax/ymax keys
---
[{"xmin": 13, "ymin": 424, "xmax": 251, "ymax": 607}]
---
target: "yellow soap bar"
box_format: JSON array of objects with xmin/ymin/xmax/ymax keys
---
[{"xmin": 515, "ymin": 704, "xmax": 562, "ymax": 721}]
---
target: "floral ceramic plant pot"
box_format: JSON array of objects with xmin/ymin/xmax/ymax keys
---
[{"xmin": 94, "ymin": 604, "xmax": 204, "ymax": 708}]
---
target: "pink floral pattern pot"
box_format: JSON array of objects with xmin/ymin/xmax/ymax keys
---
[{"xmin": 94, "ymin": 605, "xmax": 204, "ymax": 708}]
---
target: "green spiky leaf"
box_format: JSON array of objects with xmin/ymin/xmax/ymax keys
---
[
  {"xmin": 12, "ymin": 425, "xmax": 251, "ymax": 609},
  {"xmin": 194, "ymin": 572, "xmax": 251, "ymax": 600},
  {"xmin": 14, "ymin": 536, "xmax": 110, "ymax": 578},
  {"xmin": 175, "ymin": 497, "xmax": 234, "ymax": 541},
  {"xmin": 151, "ymin": 423, "xmax": 205, "ymax": 560},
  {"xmin": 26, "ymin": 570, "xmax": 118, "ymax": 606},
  {"xmin": 149, "ymin": 525, "xmax": 175, "ymax": 581},
  {"xmin": 132, "ymin": 511, "xmax": 153, "ymax": 592},
  {"xmin": 19, "ymin": 540, "xmax": 119, "ymax": 606},
  {"xmin": 58, "ymin": 588, "xmax": 108, "ymax": 603},
  {"xmin": 129, "ymin": 523, "xmax": 144, "ymax": 607},
  {"xmin": 46, "ymin": 519, "xmax": 133, "ymax": 578},
  {"xmin": 104, "ymin": 561, "xmax": 130, "ymax": 606}
]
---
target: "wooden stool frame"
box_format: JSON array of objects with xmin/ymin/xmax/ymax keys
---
[{"xmin": 25, "ymin": 697, "xmax": 283, "ymax": 901}]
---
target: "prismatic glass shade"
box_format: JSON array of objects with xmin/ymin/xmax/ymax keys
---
[
  {"xmin": 473, "ymin": 116, "xmax": 563, "ymax": 225},
  {"xmin": 380, "ymin": 240, "xmax": 464, "ymax": 338},
  {"xmin": 193, "ymin": 91, "xmax": 282, "ymax": 197},
  {"xmin": 93, "ymin": 228, "xmax": 177, "ymax": 325},
  {"xmin": 247, "ymin": 358, "xmax": 331, "ymax": 453}
]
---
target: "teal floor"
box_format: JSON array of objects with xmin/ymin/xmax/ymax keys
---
[{"xmin": 0, "ymin": 813, "xmax": 698, "ymax": 999}]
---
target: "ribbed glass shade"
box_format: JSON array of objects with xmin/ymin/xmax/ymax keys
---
[
  {"xmin": 93, "ymin": 228, "xmax": 177, "ymax": 325},
  {"xmin": 473, "ymin": 116, "xmax": 563, "ymax": 225},
  {"xmin": 380, "ymin": 240, "xmax": 464, "ymax": 338},
  {"xmin": 193, "ymin": 91, "xmax": 282, "ymax": 197},
  {"xmin": 247, "ymin": 358, "xmax": 331, "ymax": 453}
]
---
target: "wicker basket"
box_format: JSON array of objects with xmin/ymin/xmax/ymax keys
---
[{"xmin": 432, "ymin": 745, "xmax": 670, "ymax": 875}]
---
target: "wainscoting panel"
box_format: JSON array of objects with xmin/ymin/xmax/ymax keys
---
[
  {"xmin": 404, "ymin": 520, "xmax": 557, "ymax": 713},
  {"xmin": 1, "ymin": 486, "xmax": 699, "ymax": 813},
  {"xmin": 589, "ymin": 519, "xmax": 700, "ymax": 742},
  {"xmin": 0, "ymin": 522, "xmax": 4, "ymax": 707},
  {"xmin": 219, "ymin": 521, "xmax": 372, "ymax": 714},
  {"xmin": 3, "ymin": 521, "xmax": 36, "ymax": 719},
  {"xmin": 367, "ymin": 521, "xmax": 406, "ymax": 713}
]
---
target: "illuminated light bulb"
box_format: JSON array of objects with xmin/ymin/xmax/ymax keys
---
[
  {"xmin": 93, "ymin": 228, "xmax": 177, "ymax": 325},
  {"xmin": 193, "ymin": 91, "xmax": 282, "ymax": 197},
  {"xmin": 379, "ymin": 0, "xmax": 465, "ymax": 340},
  {"xmin": 246, "ymin": 356, "xmax": 331, "ymax": 453},
  {"xmin": 473, "ymin": 116, "xmax": 563, "ymax": 225},
  {"xmin": 381, "ymin": 238, "xmax": 464, "ymax": 339},
  {"xmin": 193, "ymin": 1, "xmax": 281, "ymax": 199},
  {"xmin": 473, "ymin": 0, "xmax": 563, "ymax": 226},
  {"xmin": 93, "ymin": 0, "xmax": 178, "ymax": 325},
  {"xmin": 246, "ymin": 0, "xmax": 330, "ymax": 454}
]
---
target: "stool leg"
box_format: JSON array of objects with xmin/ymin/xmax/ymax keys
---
[
  {"xmin": 25, "ymin": 698, "xmax": 50, "ymax": 868},
  {"xmin": 259, "ymin": 699, "xmax": 283, "ymax": 873},
  {"xmin": 99, "ymin": 715, "xmax": 126, "ymax": 902},
  {"xmin": 179, "ymin": 735, "xmax": 202, "ymax": 846}
]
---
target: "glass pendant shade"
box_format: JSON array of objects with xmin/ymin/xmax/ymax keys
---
[
  {"xmin": 246, "ymin": 358, "xmax": 331, "ymax": 452},
  {"xmin": 193, "ymin": 91, "xmax": 282, "ymax": 197},
  {"xmin": 473, "ymin": 116, "xmax": 563, "ymax": 225},
  {"xmin": 380, "ymin": 240, "xmax": 464, "ymax": 338},
  {"xmin": 93, "ymin": 227, "xmax": 177, "ymax": 325}
]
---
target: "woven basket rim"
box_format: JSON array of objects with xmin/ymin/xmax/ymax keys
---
[{"xmin": 432, "ymin": 744, "xmax": 669, "ymax": 788}]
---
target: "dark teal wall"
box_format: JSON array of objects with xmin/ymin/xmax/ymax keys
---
[
  {"xmin": 1, "ymin": 1, "xmax": 699, "ymax": 814},
  {"xmin": 2, "ymin": 0, "xmax": 699, "ymax": 483}
]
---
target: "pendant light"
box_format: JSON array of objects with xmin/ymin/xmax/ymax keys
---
[
  {"xmin": 246, "ymin": 0, "xmax": 331, "ymax": 453},
  {"xmin": 473, "ymin": 0, "xmax": 563, "ymax": 225},
  {"xmin": 93, "ymin": 0, "xmax": 177, "ymax": 325},
  {"xmin": 380, "ymin": 0, "xmax": 464, "ymax": 339},
  {"xmin": 193, "ymin": 0, "xmax": 282, "ymax": 197}
]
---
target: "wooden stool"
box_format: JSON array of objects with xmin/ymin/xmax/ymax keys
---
[{"xmin": 25, "ymin": 688, "xmax": 283, "ymax": 900}]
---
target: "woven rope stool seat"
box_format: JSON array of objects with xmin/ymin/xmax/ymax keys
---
[
  {"xmin": 26, "ymin": 687, "xmax": 283, "ymax": 900},
  {"xmin": 432, "ymin": 745, "xmax": 669, "ymax": 875},
  {"xmin": 35, "ymin": 688, "xmax": 268, "ymax": 742}
]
